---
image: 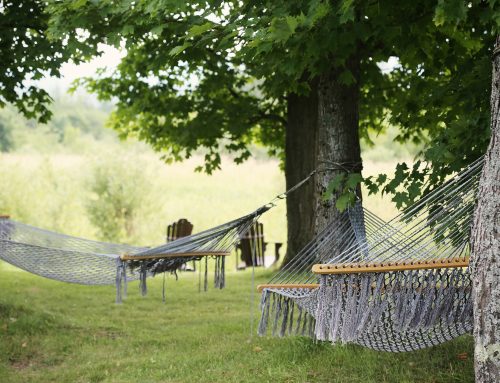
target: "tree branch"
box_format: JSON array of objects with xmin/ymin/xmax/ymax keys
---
[{"xmin": 249, "ymin": 112, "xmax": 287, "ymax": 126}]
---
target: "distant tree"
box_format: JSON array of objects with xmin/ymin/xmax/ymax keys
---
[{"xmin": 0, "ymin": 97, "xmax": 110, "ymax": 152}]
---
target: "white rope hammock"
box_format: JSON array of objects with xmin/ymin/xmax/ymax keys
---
[
  {"xmin": 258, "ymin": 157, "xmax": 483, "ymax": 352},
  {"xmin": 0, "ymin": 205, "xmax": 270, "ymax": 302}
]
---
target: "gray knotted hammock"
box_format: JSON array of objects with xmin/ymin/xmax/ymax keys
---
[
  {"xmin": 258, "ymin": 157, "xmax": 483, "ymax": 352},
  {"xmin": 0, "ymin": 205, "xmax": 269, "ymax": 303}
]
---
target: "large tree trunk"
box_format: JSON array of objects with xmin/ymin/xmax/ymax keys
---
[
  {"xmin": 282, "ymin": 60, "xmax": 362, "ymax": 266},
  {"xmin": 283, "ymin": 80, "xmax": 319, "ymax": 265},
  {"xmin": 315, "ymin": 63, "xmax": 362, "ymax": 237},
  {"xmin": 470, "ymin": 36, "xmax": 500, "ymax": 382}
]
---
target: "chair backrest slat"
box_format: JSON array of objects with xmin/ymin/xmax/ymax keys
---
[{"xmin": 166, "ymin": 219, "xmax": 193, "ymax": 242}]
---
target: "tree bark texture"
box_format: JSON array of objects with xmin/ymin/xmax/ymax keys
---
[
  {"xmin": 315, "ymin": 64, "xmax": 362, "ymax": 236},
  {"xmin": 282, "ymin": 61, "xmax": 362, "ymax": 266},
  {"xmin": 283, "ymin": 80, "xmax": 319, "ymax": 265},
  {"xmin": 470, "ymin": 35, "xmax": 500, "ymax": 382}
]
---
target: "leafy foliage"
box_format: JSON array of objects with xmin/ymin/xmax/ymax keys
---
[
  {"xmin": 361, "ymin": 1, "xmax": 498, "ymax": 207},
  {"xmin": 364, "ymin": 161, "xmax": 426, "ymax": 209},
  {"xmin": 323, "ymin": 172, "xmax": 363, "ymax": 211},
  {"xmin": 87, "ymin": 159, "xmax": 151, "ymax": 243},
  {"xmin": 44, "ymin": 1, "xmax": 498, "ymax": 184},
  {"xmin": 0, "ymin": 1, "xmax": 98, "ymax": 122},
  {"xmin": 2, "ymin": 1, "xmax": 500, "ymax": 206}
]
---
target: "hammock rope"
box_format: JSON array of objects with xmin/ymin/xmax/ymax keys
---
[
  {"xmin": 258, "ymin": 156, "xmax": 483, "ymax": 352},
  {"xmin": 0, "ymin": 207, "xmax": 267, "ymax": 302},
  {"xmin": 0, "ymin": 170, "xmax": 317, "ymax": 302}
]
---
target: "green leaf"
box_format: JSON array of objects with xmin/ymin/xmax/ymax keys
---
[
  {"xmin": 376, "ymin": 173, "xmax": 387, "ymax": 184},
  {"xmin": 322, "ymin": 173, "xmax": 346, "ymax": 201},
  {"xmin": 122, "ymin": 25, "xmax": 134, "ymax": 36},
  {"xmin": 307, "ymin": 1, "xmax": 331, "ymax": 26},
  {"xmin": 345, "ymin": 173, "xmax": 362, "ymax": 189},
  {"xmin": 269, "ymin": 17, "xmax": 296, "ymax": 42},
  {"xmin": 338, "ymin": 0, "xmax": 355, "ymax": 24},
  {"xmin": 169, "ymin": 42, "xmax": 192, "ymax": 57},
  {"xmin": 331, "ymin": 173, "xmax": 346, "ymax": 190},
  {"xmin": 434, "ymin": 0, "xmax": 468, "ymax": 26},
  {"xmin": 151, "ymin": 25, "xmax": 164, "ymax": 36},
  {"xmin": 285, "ymin": 16, "xmax": 299, "ymax": 33},
  {"xmin": 322, "ymin": 181, "xmax": 336, "ymax": 202},
  {"xmin": 392, "ymin": 192, "xmax": 409, "ymax": 209},
  {"xmin": 407, "ymin": 182, "xmax": 421, "ymax": 202},
  {"xmin": 365, "ymin": 179, "xmax": 379, "ymax": 195},
  {"xmin": 335, "ymin": 192, "xmax": 353, "ymax": 212},
  {"xmin": 187, "ymin": 22, "xmax": 213, "ymax": 38},
  {"xmin": 71, "ymin": 0, "xmax": 88, "ymax": 9},
  {"xmin": 106, "ymin": 32, "xmax": 121, "ymax": 47}
]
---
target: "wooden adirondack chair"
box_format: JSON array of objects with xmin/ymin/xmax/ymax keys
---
[
  {"xmin": 166, "ymin": 218, "xmax": 193, "ymax": 242},
  {"xmin": 166, "ymin": 218, "xmax": 195, "ymax": 271},
  {"xmin": 236, "ymin": 221, "xmax": 282, "ymax": 269}
]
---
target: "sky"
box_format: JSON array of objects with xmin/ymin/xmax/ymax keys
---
[{"xmin": 38, "ymin": 44, "xmax": 124, "ymax": 98}]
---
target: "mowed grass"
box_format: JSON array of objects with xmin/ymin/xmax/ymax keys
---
[{"xmin": 0, "ymin": 262, "xmax": 474, "ymax": 383}]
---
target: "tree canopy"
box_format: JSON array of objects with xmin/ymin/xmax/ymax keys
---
[
  {"xmin": 0, "ymin": 0, "xmax": 97, "ymax": 122},
  {"xmin": 1, "ymin": 1, "xmax": 499, "ymax": 206}
]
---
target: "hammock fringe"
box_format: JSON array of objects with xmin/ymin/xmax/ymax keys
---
[{"xmin": 258, "ymin": 290, "xmax": 315, "ymax": 338}]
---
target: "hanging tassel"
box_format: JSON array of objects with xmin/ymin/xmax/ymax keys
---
[
  {"xmin": 272, "ymin": 296, "xmax": 282, "ymax": 337},
  {"xmin": 314, "ymin": 276, "xmax": 329, "ymax": 340},
  {"xmin": 139, "ymin": 261, "xmax": 148, "ymax": 297},
  {"xmin": 295, "ymin": 306, "xmax": 303, "ymax": 335},
  {"xmin": 204, "ymin": 256, "xmax": 208, "ymax": 292},
  {"xmin": 198, "ymin": 260, "xmax": 202, "ymax": 293},
  {"xmin": 301, "ymin": 311, "xmax": 308, "ymax": 336},
  {"xmin": 287, "ymin": 299, "xmax": 294, "ymax": 336},
  {"xmin": 279, "ymin": 298, "xmax": 289, "ymax": 337},
  {"xmin": 308, "ymin": 314, "xmax": 315, "ymax": 338},
  {"xmin": 122, "ymin": 262, "xmax": 128, "ymax": 299},
  {"xmin": 214, "ymin": 257, "xmax": 219, "ymax": 288},
  {"xmin": 214, "ymin": 256, "xmax": 226, "ymax": 289},
  {"xmin": 115, "ymin": 259, "xmax": 123, "ymax": 304},
  {"xmin": 258, "ymin": 290, "xmax": 271, "ymax": 336},
  {"xmin": 162, "ymin": 272, "xmax": 166, "ymax": 303},
  {"xmin": 221, "ymin": 256, "xmax": 225, "ymax": 288}
]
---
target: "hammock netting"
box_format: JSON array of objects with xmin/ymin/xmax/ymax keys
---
[
  {"xmin": 0, "ymin": 205, "xmax": 269, "ymax": 302},
  {"xmin": 258, "ymin": 157, "xmax": 483, "ymax": 352}
]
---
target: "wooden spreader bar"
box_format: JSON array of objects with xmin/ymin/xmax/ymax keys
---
[
  {"xmin": 312, "ymin": 257, "xmax": 469, "ymax": 275},
  {"xmin": 120, "ymin": 251, "xmax": 230, "ymax": 261},
  {"xmin": 257, "ymin": 283, "xmax": 320, "ymax": 292}
]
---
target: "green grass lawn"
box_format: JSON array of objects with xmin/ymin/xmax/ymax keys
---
[{"xmin": 0, "ymin": 262, "xmax": 474, "ymax": 383}]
